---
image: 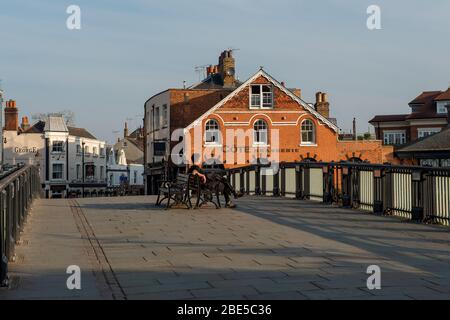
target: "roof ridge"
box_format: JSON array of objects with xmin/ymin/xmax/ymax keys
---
[{"xmin": 184, "ymin": 69, "xmax": 339, "ymax": 133}]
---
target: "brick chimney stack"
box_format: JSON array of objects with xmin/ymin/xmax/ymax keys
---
[
  {"xmin": 4, "ymin": 99, "xmax": 19, "ymax": 131},
  {"xmin": 218, "ymin": 50, "xmax": 236, "ymax": 88},
  {"xmin": 21, "ymin": 116, "xmax": 30, "ymax": 131},
  {"xmin": 314, "ymin": 92, "xmax": 330, "ymax": 119}
]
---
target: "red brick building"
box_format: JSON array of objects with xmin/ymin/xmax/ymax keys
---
[
  {"xmin": 183, "ymin": 68, "xmax": 394, "ymax": 168},
  {"xmin": 144, "ymin": 50, "xmax": 394, "ymax": 194},
  {"xmin": 370, "ymin": 88, "xmax": 450, "ymax": 146}
]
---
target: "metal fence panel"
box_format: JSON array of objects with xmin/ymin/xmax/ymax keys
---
[
  {"xmin": 262, "ymin": 169, "xmax": 274, "ymax": 196},
  {"xmin": 285, "ymin": 168, "xmax": 296, "ymax": 198},
  {"xmin": 392, "ymin": 173, "xmax": 412, "ymax": 219},
  {"xmin": 359, "ymin": 170, "xmax": 374, "ymax": 211},
  {"xmin": 434, "ymin": 176, "xmax": 450, "ymax": 226},
  {"xmin": 233, "ymin": 172, "xmax": 240, "ymax": 193},
  {"xmin": 248, "ymin": 170, "xmax": 256, "ymax": 195},
  {"xmin": 309, "ymin": 168, "xmax": 323, "ymax": 202}
]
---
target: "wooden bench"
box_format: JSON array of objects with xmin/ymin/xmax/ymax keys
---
[{"xmin": 156, "ymin": 173, "xmax": 221, "ymax": 209}]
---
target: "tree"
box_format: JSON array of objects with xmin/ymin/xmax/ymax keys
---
[{"xmin": 32, "ymin": 110, "xmax": 76, "ymax": 126}]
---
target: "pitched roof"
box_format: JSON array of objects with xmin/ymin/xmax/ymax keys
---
[
  {"xmin": 67, "ymin": 127, "xmax": 97, "ymax": 140},
  {"xmin": 189, "ymin": 73, "xmax": 242, "ymax": 90},
  {"xmin": 369, "ymin": 114, "xmax": 408, "ymax": 123},
  {"xmin": 435, "ymin": 87, "xmax": 450, "ymax": 101},
  {"xmin": 185, "ymin": 69, "xmax": 339, "ymax": 132},
  {"xmin": 408, "ymin": 91, "xmax": 443, "ymax": 119},
  {"xmin": 397, "ymin": 127, "xmax": 450, "ymax": 153},
  {"xmin": 409, "ymin": 91, "xmax": 441, "ymax": 105},
  {"xmin": 23, "ymin": 120, "xmax": 46, "ymax": 133},
  {"xmin": 127, "ymin": 137, "xmax": 144, "ymax": 152}
]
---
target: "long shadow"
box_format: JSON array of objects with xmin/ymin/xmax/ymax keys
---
[{"xmin": 232, "ymin": 197, "xmax": 450, "ymax": 274}]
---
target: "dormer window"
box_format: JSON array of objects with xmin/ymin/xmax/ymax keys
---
[
  {"xmin": 205, "ymin": 119, "xmax": 221, "ymax": 145},
  {"xmin": 437, "ymin": 101, "xmax": 449, "ymax": 114},
  {"xmin": 250, "ymin": 85, "xmax": 273, "ymax": 108}
]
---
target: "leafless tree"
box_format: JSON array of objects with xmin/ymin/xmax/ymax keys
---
[{"xmin": 31, "ymin": 110, "xmax": 76, "ymax": 126}]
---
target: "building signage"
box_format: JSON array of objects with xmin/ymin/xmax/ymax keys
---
[{"xmin": 13, "ymin": 146, "xmax": 39, "ymax": 154}]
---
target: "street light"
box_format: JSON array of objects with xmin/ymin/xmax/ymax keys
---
[{"xmin": 82, "ymin": 141, "xmax": 85, "ymax": 198}]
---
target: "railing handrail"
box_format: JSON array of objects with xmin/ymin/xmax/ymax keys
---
[
  {"xmin": 1, "ymin": 164, "xmax": 41, "ymax": 286},
  {"xmin": 225, "ymin": 161, "xmax": 450, "ymax": 227},
  {"xmin": 0, "ymin": 164, "xmax": 34, "ymax": 191},
  {"xmin": 226, "ymin": 161, "xmax": 450, "ymax": 174}
]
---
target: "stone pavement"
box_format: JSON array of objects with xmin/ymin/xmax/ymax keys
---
[{"xmin": 1, "ymin": 196, "xmax": 450, "ymax": 300}]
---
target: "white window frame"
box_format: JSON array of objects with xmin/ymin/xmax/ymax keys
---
[
  {"xmin": 301, "ymin": 119, "xmax": 316, "ymax": 145},
  {"xmin": 52, "ymin": 141, "xmax": 64, "ymax": 153},
  {"xmin": 253, "ymin": 119, "xmax": 269, "ymax": 146},
  {"xmin": 155, "ymin": 107, "xmax": 160, "ymax": 130},
  {"xmin": 418, "ymin": 128, "xmax": 441, "ymax": 139},
  {"xmin": 250, "ymin": 84, "xmax": 273, "ymax": 109},
  {"xmin": 204, "ymin": 119, "xmax": 221, "ymax": 145},
  {"xmin": 162, "ymin": 104, "xmax": 168, "ymax": 127},
  {"xmin": 437, "ymin": 101, "xmax": 449, "ymax": 114},
  {"xmin": 383, "ymin": 130, "xmax": 406, "ymax": 145},
  {"xmin": 52, "ymin": 163, "xmax": 64, "ymax": 180}
]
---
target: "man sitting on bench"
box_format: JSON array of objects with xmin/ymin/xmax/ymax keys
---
[{"xmin": 188, "ymin": 154, "xmax": 242, "ymax": 208}]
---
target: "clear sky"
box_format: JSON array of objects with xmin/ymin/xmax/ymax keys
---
[{"xmin": 1, "ymin": 0, "xmax": 449, "ymax": 143}]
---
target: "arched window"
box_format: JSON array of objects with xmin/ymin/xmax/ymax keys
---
[
  {"xmin": 205, "ymin": 119, "xmax": 220, "ymax": 144},
  {"xmin": 301, "ymin": 119, "xmax": 315, "ymax": 144},
  {"xmin": 253, "ymin": 120, "xmax": 268, "ymax": 145}
]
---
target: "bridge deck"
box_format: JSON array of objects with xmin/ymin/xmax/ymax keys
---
[{"xmin": 1, "ymin": 196, "xmax": 450, "ymax": 300}]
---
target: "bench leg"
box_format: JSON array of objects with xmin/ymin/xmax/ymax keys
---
[
  {"xmin": 156, "ymin": 193, "xmax": 161, "ymax": 205},
  {"xmin": 165, "ymin": 191, "xmax": 171, "ymax": 210}
]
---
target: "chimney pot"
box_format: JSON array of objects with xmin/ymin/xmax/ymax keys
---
[
  {"xmin": 321, "ymin": 93, "xmax": 328, "ymax": 102},
  {"xmin": 293, "ymin": 88, "xmax": 302, "ymax": 99},
  {"xmin": 316, "ymin": 92, "xmax": 323, "ymax": 103}
]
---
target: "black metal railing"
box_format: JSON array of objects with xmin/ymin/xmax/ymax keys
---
[
  {"xmin": 227, "ymin": 162, "xmax": 450, "ymax": 226},
  {"xmin": 0, "ymin": 165, "xmax": 41, "ymax": 286}
]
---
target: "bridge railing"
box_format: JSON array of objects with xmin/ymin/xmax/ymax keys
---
[
  {"xmin": 0, "ymin": 165, "xmax": 41, "ymax": 286},
  {"xmin": 227, "ymin": 162, "xmax": 450, "ymax": 226}
]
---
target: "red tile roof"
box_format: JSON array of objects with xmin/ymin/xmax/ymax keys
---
[
  {"xmin": 409, "ymin": 91, "xmax": 441, "ymax": 105},
  {"xmin": 435, "ymin": 88, "xmax": 450, "ymax": 101}
]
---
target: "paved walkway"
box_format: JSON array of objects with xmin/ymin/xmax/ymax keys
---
[{"xmin": 1, "ymin": 196, "xmax": 450, "ymax": 300}]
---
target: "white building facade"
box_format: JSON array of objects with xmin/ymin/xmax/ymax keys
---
[
  {"xmin": 3, "ymin": 114, "xmax": 107, "ymax": 198},
  {"xmin": 106, "ymin": 147, "xmax": 144, "ymax": 193}
]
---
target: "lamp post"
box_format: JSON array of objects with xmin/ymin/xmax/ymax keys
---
[{"xmin": 82, "ymin": 141, "xmax": 85, "ymax": 198}]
